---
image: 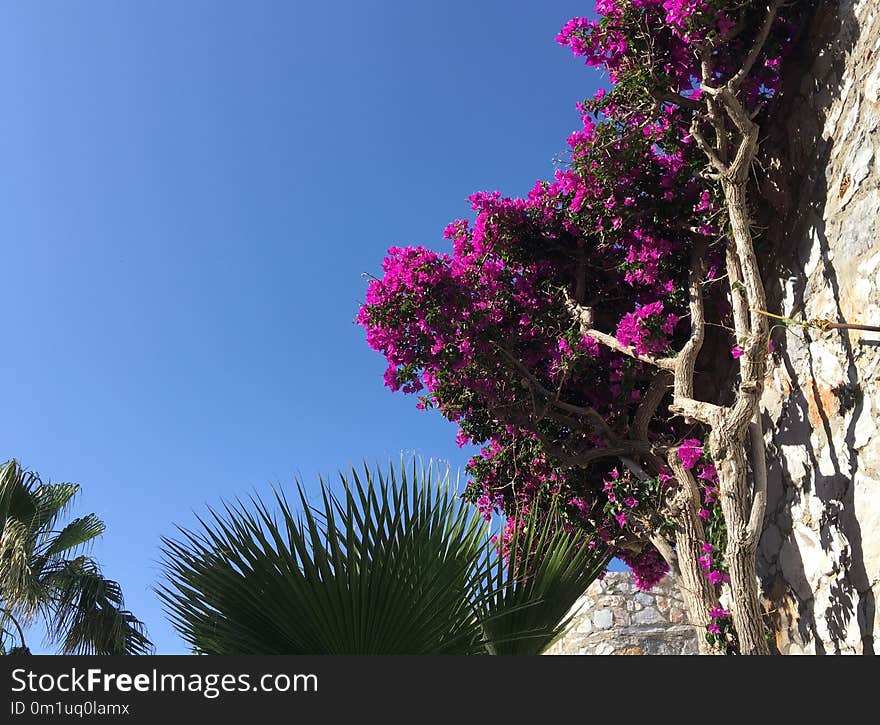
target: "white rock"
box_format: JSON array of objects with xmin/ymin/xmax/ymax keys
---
[
  {"xmin": 634, "ymin": 608, "xmax": 665, "ymax": 625},
  {"xmin": 592, "ymin": 609, "xmax": 613, "ymax": 630},
  {"xmin": 809, "ymin": 341, "xmax": 846, "ymax": 385},
  {"xmin": 634, "ymin": 592, "xmax": 654, "ymax": 607},
  {"xmin": 840, "ymin": 193, "xmax": 880, "ymax": 258},
  {"xmin": 854, "ymin": 474, "xmax": 880, "ymax": 582},
  {"xmin": 853, "ymin": 395, "xmax": 876, "ymax": 449},
  {"xmin": 574, "ymin": 617, "xmax": 593, "ymax": 635},
  {"xmin": 781, "ymin": 444, "xmax": 810, "ymax": 485},
  {"xmin": 808, "ymin": 496, "xmax": 826, "ymax": 532},
  {"xmin": 817, "ymin": 442, "xmax": 838, "ymax": 478},
  {"xmin": 850, "ymin": 143, "xmax": 874, "ymax": 189},
  {"xmin": 779, "ymin": 538, "xmax": 814, "ymax": 601},
  {"xmin": 804, "ymin": 226, "xmax": 824, "ymax": 277},
  {"xmin": 865, "ymin": 53, "xmax": 880, "ymax": 105},
  {"xmin": 853, "ymin": 277, "xmax": 873, "ymax": 310},
  {"xmin": 864, "ymin": 251, "xmax": 880, "ymax": 275},
  {"xmin": 794, "ymin": 522, "xmax": 825, "ymax": 589},
  {"xmin": 839, "ymin": 96, "xmax": 862, "ymax": 145}
]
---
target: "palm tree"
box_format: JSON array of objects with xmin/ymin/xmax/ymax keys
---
[
  {"xmin": 0, "ymin": 460, "xmax": 152, "ymax": 655},
  {"xmin": 158, "ymin": 458, "xmax": 610, "ymax": 655}
]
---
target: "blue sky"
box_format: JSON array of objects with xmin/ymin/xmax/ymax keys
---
[{"xmin": 0, "ymin": 1, "xmax": 602, "ymax": 653}]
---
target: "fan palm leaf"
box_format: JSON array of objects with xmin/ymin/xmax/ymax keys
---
[
  {"xmin": 476, "ymin": 502, "xmax": 613, "ymax": 655},
  {"xmin": 159, "ymin": 460, "xmax": 489, "ymax": 654},
  {"xmin": 160, "ymin": 458, "xmax": 610, "ymax": 655}
]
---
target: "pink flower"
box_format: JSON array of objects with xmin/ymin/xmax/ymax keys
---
[
  {"xmin": 709, "ymin": 606, "xmax": 730, "ymax": 619},
  {"xmin": 707, "ymin": 570, "xmax": 725, "ymax": 585},
  {"xmin": 707, "ymin": 622, "xmax": 721, "ymax": 635},
  {"xmin": 677, "ymin": 439, "xmax": 703, "ymax": 469},
  {"xmin": 731, "ymin": 345, "xmax": 744, "ymax": 359},
  {"xmin": 619, "ymin": 546, "xmax": 669, "ymax": 591},
  {"xmin": 661, "ymin": 313, "xmax": 680, "ymax": 335},
  {"xmin": 697, "ymin": 463, "xmax": 717, "ymax": 481},
  {"xmin": 614, "ymin": 512, "xmax": 628, "ymax": 527},
  {"xmin": 624, "ymin": 496, "xmax": 638, "ymax": 509},
  {"xmin": 698, "ymin": 508, "xmax": 710, "ymax": 520},
  {"xmin": 693, "ymin": 190, "xmax": 711, "ymax": 212},
  {"xmin": 569, "ymin": 496, "xmax": 591, "ymax": 518}
]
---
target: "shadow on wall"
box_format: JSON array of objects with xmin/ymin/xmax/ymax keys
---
[{"xmin": 757, "ymin": 0, "xmax": 874, "ymax": 654}]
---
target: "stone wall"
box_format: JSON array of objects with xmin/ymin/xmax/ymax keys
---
[
  {"xmin": 554, "ymin": 1, "xmax": 880, "ymax": 657},
  {"xmin": 756, "ymin": 0, "xmax": 879, "ymax": 654},
  {"xmin": 546, "ymin": 572, "xmax": 698, "ymax": 655}
]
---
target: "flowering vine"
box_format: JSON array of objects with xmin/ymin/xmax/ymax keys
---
[{"xmin": 360, "ymin": 0, "xmax": 803, "ymax": 654}]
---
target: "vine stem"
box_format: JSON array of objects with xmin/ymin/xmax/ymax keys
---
[{"xmin": 750, "ymin": 308, "xmax": 880, "ymax": 333}]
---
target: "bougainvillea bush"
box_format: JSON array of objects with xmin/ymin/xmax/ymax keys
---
[{"xmin": 359, "ymin": 0, "xmax": 802, "ymax": 654}]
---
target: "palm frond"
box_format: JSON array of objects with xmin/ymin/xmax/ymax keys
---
[
  {"xmin": 158, "ymin": 458, "xmax": 491, "ymax": 655},
  {"xmin": 475, "ymin": 503, "xmax": 612, "ymax": 655},
  {"xmin": 0, "ymin": 518, "xmax": 39, "ymax": 620},
  {"xmin": 42, "ymin": 556, "xmax": 153, "ymax": 655},
  {"xmin": 0, "ymin": 459, "xmax": 151, "ymax": 655},
  {"xmin": 38, "ymin": 515, "xmax": 106, "ymax": 559}
]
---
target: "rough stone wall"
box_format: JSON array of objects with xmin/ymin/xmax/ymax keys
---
[
  {"xmin": 757, "ymin": 0, "xmax": 880, "ymax": 654},
  {"xmin": 546, "ymin": 573, "xmax": 698, "ymax": 655},
  {"xmin": 554, "ymin": 1, "xmax": 880, "ymax": 657}
]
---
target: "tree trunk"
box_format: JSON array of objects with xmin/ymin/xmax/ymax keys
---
[
  {"xmin": 667, "ymin": 451, "xmax": 723, "ymax": 654},
  {"xmin": 674, "ymin": 523, "xmax": 722, "ymax": 654},
  {"xmin": 716, "ymin": 173, "xmax": 770, "ymax": 655},
  {"xmin": 712, "ymin": 436, "xmax": 770, "ymax": 655}
]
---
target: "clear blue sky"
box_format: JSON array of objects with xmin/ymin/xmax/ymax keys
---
[{"xmin": 0, "ymin": 1, "xmax": 602, "ymax": 653}]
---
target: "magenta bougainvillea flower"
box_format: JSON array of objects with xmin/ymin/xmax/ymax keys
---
[{"xmin": 359, "ymin": 0, "xmax": 795, "ymax": 592}]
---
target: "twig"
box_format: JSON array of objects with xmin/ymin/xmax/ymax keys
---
[{"xmin": 750, "ymin": 308, "xmax": 880, "ymax": 333}]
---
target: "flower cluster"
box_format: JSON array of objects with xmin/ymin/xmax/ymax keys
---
[
  {"xmin": 615, "ymin": 301, "xmax": 680, "ymax": 356},
  {"xmin": 678, "ymin": 439, "xmax": 729, "ymax": 585},
  {"xmin": 618, "ymin": 545, "xmax": 670, "ymax": 591},
  {"xmin": 706, "ymin": 605, "xmax": 737, "ymax": 653},
  {"xmin": 359, "ymin": 1, "xmax": 795, "ymax": 590},
  {"xmin": 698, "ymin": 541, "xmax": 729, "ymax": 586}
]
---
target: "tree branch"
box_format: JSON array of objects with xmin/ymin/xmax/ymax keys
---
[
  {"xmin": 563, "ymin": 289, "xmax": 676, "ymax": 369},
  {"xmin": 726, "ymin": 0, "xmax": 784, "ymax": 90},
  {"xmin": 746, "ymin": 416, "xmax": 768, "ymax": 547},
  {"xmin": 650, "ymin": 534, "xmax": 681, "ymax": 577},
  {"xmin": 632, "ymin": 371, "xmax": 671, "ymax": 441},
  {"xmin": 495, "ymin": 344, "xmax": 618, "ymax": 441},
  {"xmin": 580, "ymin": 328, "xmax": 677, "ymax": 370},
  {"xmin": 726, "ymin": 244, "xmax": 751, "ymax": 339},
  {"xmin": 690, "ymin": 117, "xmax": 730, "ymax": 176},
  {"xmin": 534, "ymin": 439, "xmax": 652, "ymax": 469},
  {"xmin": 670, "ymin": 396, "xmax": 723, "ymax": 426},
  {"xmin": 652, "ymin": 90, "xmax": 700, "ymax": 111},
  {"xmin": 674, "ymin": 242, "xmax": 708, "ymax": 402}
]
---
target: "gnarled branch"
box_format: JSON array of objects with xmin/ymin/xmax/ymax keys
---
[
  {"xmin": 580, "ymin": 328, "xmax": 678, "ymax": 370},
  {"xmin": 726, "ymin": 0, "xmax": 784, "ymax": 90},
  {"xmin": 632, "ymin": 371, "xmax": 671, "ymax": 441}
]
